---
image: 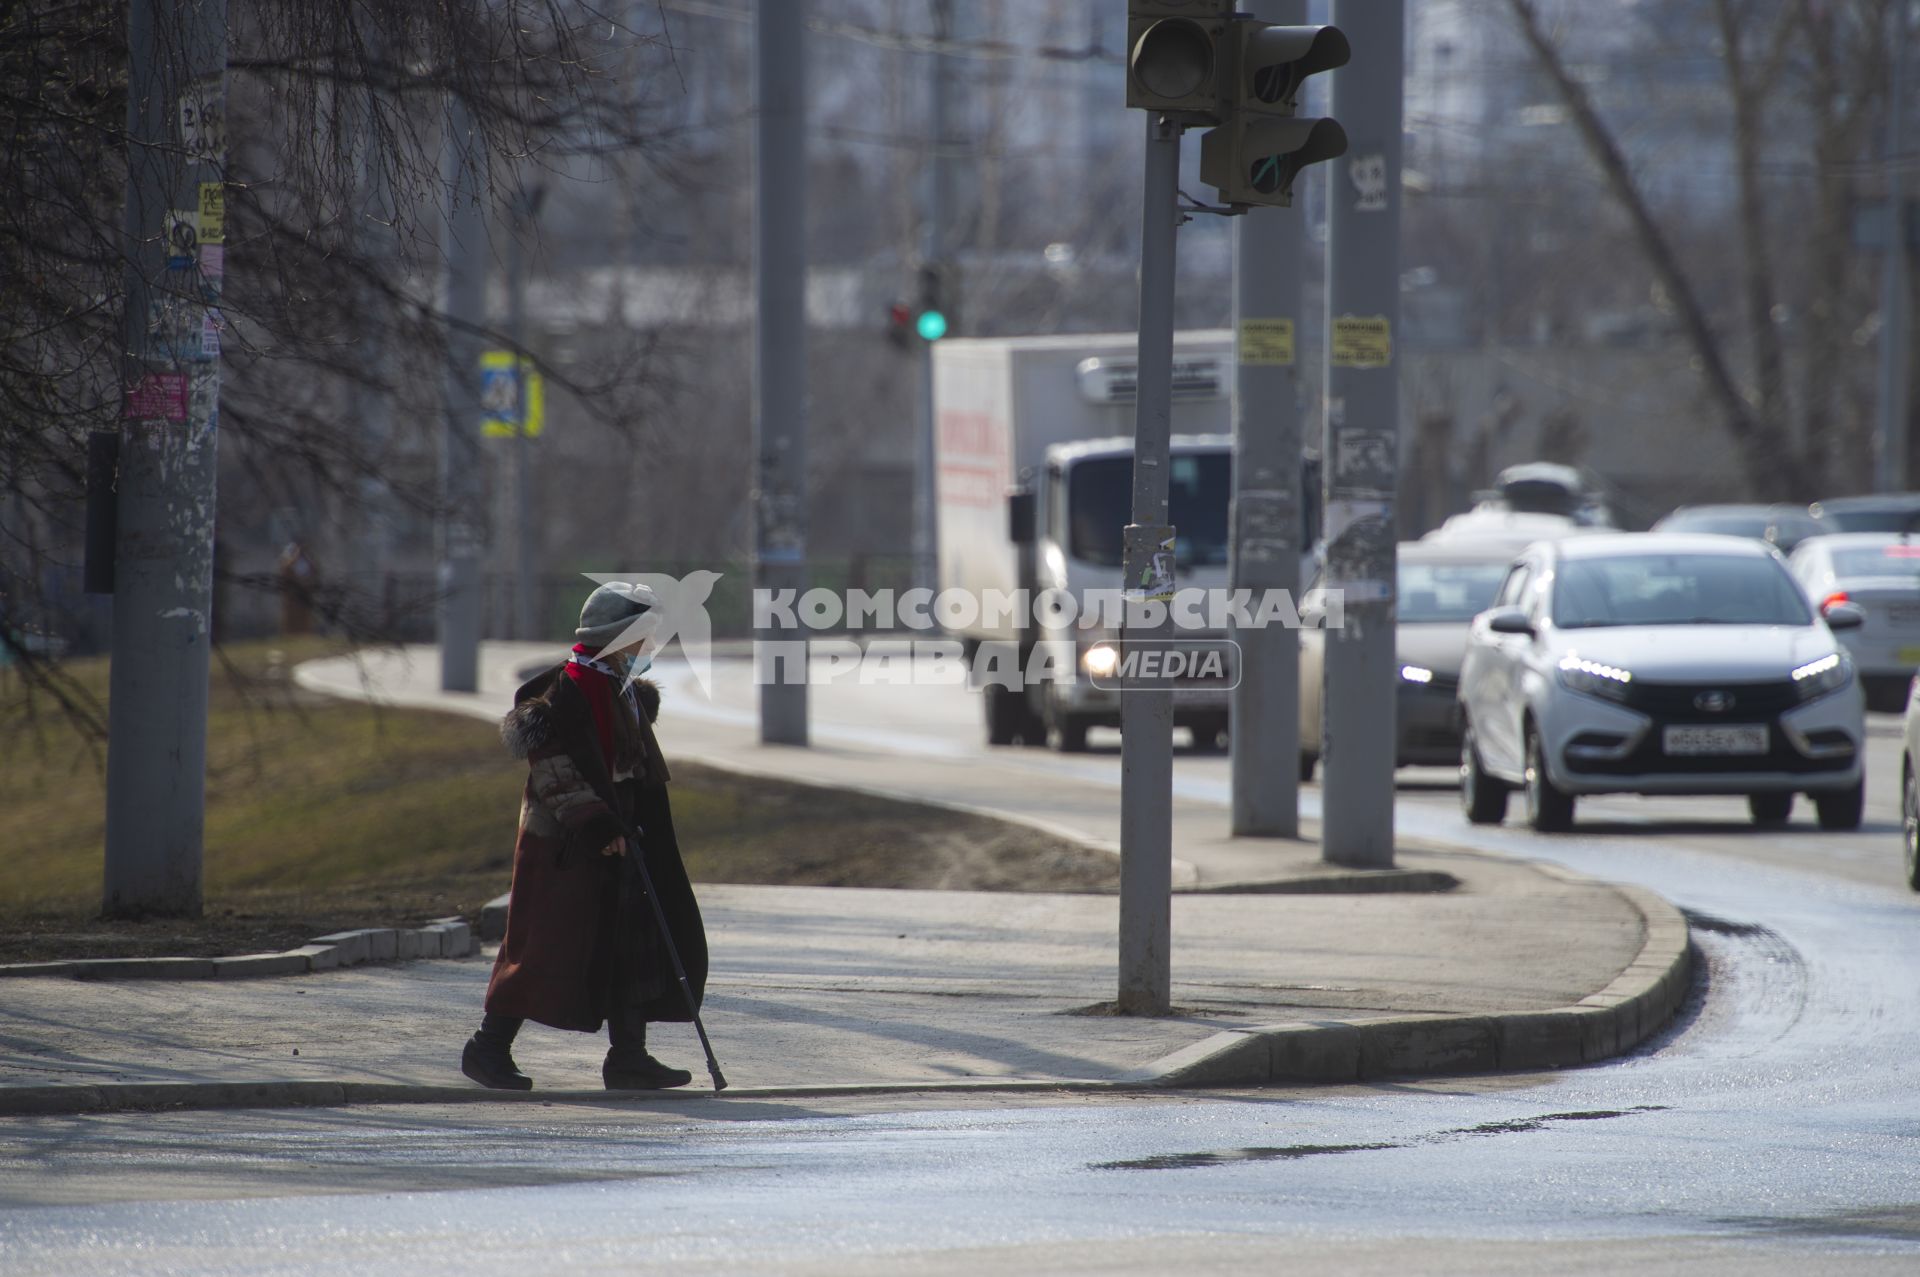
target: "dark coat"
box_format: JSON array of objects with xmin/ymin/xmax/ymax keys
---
[{"xmin": 483, "ymin": 662, "xmax": 708, "ymax": 1033}]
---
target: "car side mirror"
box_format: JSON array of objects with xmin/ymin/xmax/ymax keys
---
[
  {"xmin": 1823, "ymin": 601, "xmax": 1865, "ymax": 631},
  {"xmin": 1007, "ymin": 488, "xmax": 1036, "ymax": 546},
  {"xmin": 1486, "ymin": 606, "xmax": 1535, "ymax": 636}
]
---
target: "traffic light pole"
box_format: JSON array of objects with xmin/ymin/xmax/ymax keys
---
[
  {"xmin": 103, "ymin": 0, "xmax": 228, "ymax": 917},
  {"xmin": 914, "ymin": 0, "xmax": 953, "ymax": 595},
  {"xmin": 1229, "ymin": 0, "xmax": 1307, "ymax": 840},
  {"xmin": 438, "ymin": 97, "xmax": 485, "ymax": 693},
  {"xmin": 1319, "ymin": 0, "xmax": 1403, "ymax": 868},
  {"xmin": 1118, "ymin": 111, "xmax": 1182, "ymax": 1016},
  {"xmin": 754, "ymin": 0, "xmax": 809, "ymax": 746}
]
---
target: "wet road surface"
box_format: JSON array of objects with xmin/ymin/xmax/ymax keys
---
[{"xmin": 2, "ymin": 675, "xmax": 1917, "ymax": 1273}]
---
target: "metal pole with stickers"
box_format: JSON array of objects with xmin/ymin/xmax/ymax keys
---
[
  {"xmin": 1123, "ymin": 0, "xmax": 1348, "ymax": 1010},
  {"xmin": 1319, "ymin": 0, "xmax": 1404, "ymax": 868}
]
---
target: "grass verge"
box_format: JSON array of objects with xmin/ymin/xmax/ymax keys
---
[{"xmin": 0, "ymin": 640, "xmax": 1115, "ymax": 961}]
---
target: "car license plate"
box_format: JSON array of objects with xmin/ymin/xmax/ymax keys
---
[
  {"xmin": 1662, "ymin": 724, "xmax": 1768, "ymax": 756},
  {"xmin": 1899, "ymin": 645, "xmax": 1920, "ymax": 665}
]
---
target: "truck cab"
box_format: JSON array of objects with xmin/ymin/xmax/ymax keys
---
[
  {"xmin": 934, "ymin": 331, "xmax": 1316, "ymax": 752},
  {"xmin": 1021, "ymin": 435, "xmax": 1237, "ymax": 751}
]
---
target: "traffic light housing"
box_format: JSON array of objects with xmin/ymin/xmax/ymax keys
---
[
  {"xmin": 916, "ymin": 264, "xmax": 954, "ymax": 342},
  {"xmin": 1199, "ymin": 22, "xmax": 1349, "ymax": 209},
  {"xmin": 1200, "ymin": 116, "xmax": 1348, "ymax": 208},
  {"xmin": 1126, "ymin": 0, "xmax": 1233, "ymax": 121}
]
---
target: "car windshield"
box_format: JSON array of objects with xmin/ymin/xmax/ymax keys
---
[
  {"xmin": 1398, "ymin": 561, "xmax": 1508, "ymax": 623},
  {"xmin": 1666, "ymin": 513, "xmax": 1770, "ymax": 537},
  {"xmin": 1551, "ymin": 553, "xmax": 1813, "ymax": 628},
  {"xmin": 1069, "ymin": 453, "xmax": 1230, "ymax": 568},
  {"xmin": 1830, "ymin": 545, "xmax": 1920, "ymax": 580}
]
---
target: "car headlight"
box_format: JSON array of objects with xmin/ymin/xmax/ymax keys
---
[
  {"xmin": 1082, "ymin": 643, "xmax": 1120, "ymax": 678},
  {"xmin": 1557, "ymin": 654, "xmax": 1633, "ymax": 702},
  {"xmin": 1399, "ymin": 664, "xmax": 1435, "ymax": 685},
  {"xmin": 1790, "ymin": 651, "xmax": 1851, "ymax": 702}
]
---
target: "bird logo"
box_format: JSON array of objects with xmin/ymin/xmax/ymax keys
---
[{"xmin": 581, "ymin": 569, "xmax": 725, "ymax": 698}]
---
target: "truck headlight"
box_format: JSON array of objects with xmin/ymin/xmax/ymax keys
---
[
  {"xmin": 1082, "ymin": 643, "xmax": 1120, "ymax": 678},
  {"xmin": 1790, "ymin": 651, "xmax": 1851, "ymax": 702},
  {"xmin": 1556, "ymin": 654, "xmax": 1632, "ymax": 703}
]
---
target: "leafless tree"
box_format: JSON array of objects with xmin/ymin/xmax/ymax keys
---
[
  {"xmin": 1504, "ymin": 0, "xmax": 1902, "ymax": 500},
  {"xmin": 0, "ymin": 0, "xmax": 683, "ymax": 730}
]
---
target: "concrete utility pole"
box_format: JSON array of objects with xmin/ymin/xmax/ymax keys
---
[
  {"xmin": 352, "ymin": 91, "xmax": 397, "ymax": 634},
  {"xmin": 439, "ymin": 99, "xmax": 485, "ymax": 692},
  {"xmin": 1118, "ymin": 112, "xmax": 1183, "ymax": 1015},
  {"xmin": 914, "ymin": 0, "xmax": 954, "ymax": 596},
  {"xmin": 1877, "ymin": 1, "xmax": 1913, "ymax": 493},
  {"xmin": 507, "ymin": 186, "xmax": 545, "ymax": 641},
  {"xmin": 103, "ymin": 0, "xmax": 229, "ymax": 917},
  {"xmin": 1230, "ymin": 0, "xmax": 1308, "ymax": 840},
  {"xmin": 754, "ymin": 0, "xmax": 810, "ymax": 745},
  {"xmin": 1319, "ymin": 0, "xmax": 1403, "ymax": 869}
]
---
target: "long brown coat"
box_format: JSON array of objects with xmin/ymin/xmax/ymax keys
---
[{"xmin": 484, "ymin": 663, "xmax": 708, "ymax": 1033}]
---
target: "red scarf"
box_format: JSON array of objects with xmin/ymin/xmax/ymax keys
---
[{"xmin": 564, "ymin": 644, "xmax": 617, "ymax": 765}]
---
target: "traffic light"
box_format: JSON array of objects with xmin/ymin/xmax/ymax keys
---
[
  {"xmin": 1199, "ymin": 22, "xmax": 1349, "ymax": 209},
  {"xmin": 916, "ymin": 264, "xmax": 953, "ymax": 342},
  {"xmin": 1126, "ymin": 1, "xmax": 1233, "ymax": 121},
  {"xmin": 887, "ymin": 300, "xmax": 914, "ymax": 348}
]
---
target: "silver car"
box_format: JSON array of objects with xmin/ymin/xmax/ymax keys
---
[
  {"xmin": 1900, "ymin": 685, "xmax": 1920, "ymax": 892},
  {"xmin": 1459, "ymin": 534, "xmax": 1866, "ymax": 833},
  {"xmin": 1788, "ymin": 533, "xmax": 1920, "ymax": 712}
]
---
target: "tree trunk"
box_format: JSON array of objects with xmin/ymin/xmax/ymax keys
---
[{"xmin": 1506, "ymin": 0, "xmax": 1797, "ymax": 500}]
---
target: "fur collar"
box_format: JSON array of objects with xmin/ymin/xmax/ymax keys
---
[{"xmin": 500, "ymin": 669, "xmax": 661, "ymax": 759}]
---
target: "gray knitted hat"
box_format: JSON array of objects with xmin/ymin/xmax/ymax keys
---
[{"xmin": 575, "ymin": 581, "xmax": 659, "ymax": 647}]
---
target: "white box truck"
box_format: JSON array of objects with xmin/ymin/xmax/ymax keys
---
[{"xmin": 933, "ymin": 330, "xmax": 1317, "ymax": 751}]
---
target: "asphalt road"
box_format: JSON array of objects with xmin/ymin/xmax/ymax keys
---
[{"xmin": 3, "ymin": 668, "xmax": 1917, "ymax": 1275}]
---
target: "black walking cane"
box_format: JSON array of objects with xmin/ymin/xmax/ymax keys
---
[{"xmin": 603, "ymin": 800, "xmax": 728, "ymax": 1093}]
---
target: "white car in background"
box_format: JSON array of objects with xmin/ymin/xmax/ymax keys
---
[
  {"xmin": 1788, "ymin": 533, "xmax": 1920, "ymax": 712},
  {"xmin": 1458, "ymin": 534, "xmax": 1866, "ymax": 832}
]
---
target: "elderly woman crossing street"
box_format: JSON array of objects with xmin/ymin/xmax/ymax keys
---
[{"xmin": 461, "ymin": 582, "xmax": 709, "ymax": 1091}]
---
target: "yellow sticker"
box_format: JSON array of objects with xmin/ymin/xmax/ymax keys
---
[
  {"xmin": 480, "ymin": 350, "xmax": 545, "ymax": 438},
  {"xmin": 1239, "ymin": 317, "xmax": 1295, "ymax": 367},
  {"xmin": 1330, "ymin": 314, "xmax": 1392, "ymax": 368},
  {"xmin": 197, "ymin": 182, "xmax": 225, "ymax": 244}
]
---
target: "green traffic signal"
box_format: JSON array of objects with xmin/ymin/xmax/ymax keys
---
[{"xmin": 916, "ymin": 309, "xmax": 948, "ymax": 342}]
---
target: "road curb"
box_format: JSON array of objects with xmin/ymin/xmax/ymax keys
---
[
  {"xmin": 1176, "ymin": 869, "xmax": 1460, "ymax": 895},
  {"xmin": 1143, "ymin": 870, "xmax": 1692, "ymax": 1087},
  {"xmin": 0, "ymin": 878, "xmax": 1690, "ymax": 1119},
  {"xmin": 0, "ymin": 919, "xmax": 481, "ymax": 983}
]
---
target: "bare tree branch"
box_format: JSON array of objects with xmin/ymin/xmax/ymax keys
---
[{"xmin": 1506, "ymin": 0, "xmax": 1798, "ymax": 498}]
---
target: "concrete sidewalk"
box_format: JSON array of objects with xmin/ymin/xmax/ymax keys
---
[{"xmin": 0, "ymin": 643, "xmax": 1690, "ymax": 1116}]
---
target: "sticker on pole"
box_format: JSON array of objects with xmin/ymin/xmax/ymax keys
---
[
  {"xmin": 1331, "ymin": 315, "xmax": 1392, "ymax": 368},
  {"xmin": 165, "ymin": 209, "xmax": 199, "ymax": 269},
  {"xmin": 179, "ymin": 78, "xmax": 225, "ymax": 162},
  {"xmin": 1124, "ymin": 526, "xmax": 1177, "ymax": 604},
  {"xmin": 125, "ymin": 373, "xmax": 189, "ymax": 421},
  {"xmin": 197, "ymin": 183, "xmax": 225, "ymax": 244},
  {"xmin": 1349, "ymin": 153, "xmax": 1389, "ymax": 212},
  {"xmin": 1238, "ymin": 318, "xmax": 1295, "ymax": 367},
  {"xmin": 479, "ymin": 350, "xmax": 545, "ymax": 438}
]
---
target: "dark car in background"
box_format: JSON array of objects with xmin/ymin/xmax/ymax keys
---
[
  {"xmin": 1652, "ymin": 504, "xmax": 1831, "ymax": 556},
  {"xmin": 1298, "ymin": 540, "xmax": 1518, "ymax": 779},
  {"xmin": 1808, "ymin": 494, "xmax": 1920, "ymax": 534}
]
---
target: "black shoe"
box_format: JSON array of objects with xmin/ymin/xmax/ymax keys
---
[
  {"xmin": 603, "ymin": 1053, "xmax": 693, "ymax": 1090},
  {"xmin": 462, "ymin": 1035, "xmax": 534, "ymax": 1091}
]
